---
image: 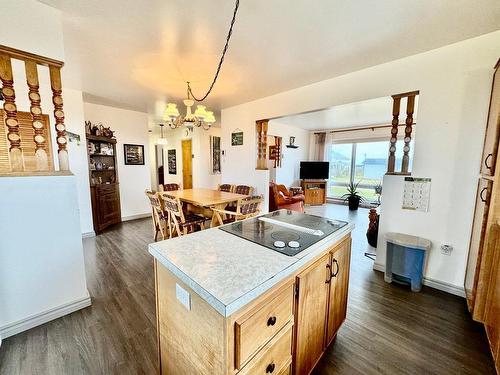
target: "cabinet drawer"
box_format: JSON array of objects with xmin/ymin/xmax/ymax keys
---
[
  {"xmin": 238, "ymin": 323, "xmax": 292, "ymax": 375},
  {"xmin": 235, "ymin": 284, "xmax": 294, "ymax": 369}
]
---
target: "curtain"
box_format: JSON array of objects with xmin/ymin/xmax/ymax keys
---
[{"xmin": 313, "ymin": 132, "xmax": 326, "ymax": 161}]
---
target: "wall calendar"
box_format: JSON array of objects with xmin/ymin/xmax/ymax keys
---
[{"xmin": 402, "ymin": 177, "xmax": 431, "ymax": 212}]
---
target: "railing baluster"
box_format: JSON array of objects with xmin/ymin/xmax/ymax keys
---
[
  {"xmin": 0, "ymin": 52, "xmax": 24, "ymax": 172},
  {"xmin": 25, "ymin": 60, "xmax": 49, "ymax": 171},
  {"xmin": 387, "ymin": 96, "xmax": 401, "ymax": 173},
  {"xmin": 401, "ymin": 94, "xmax": 416, "ymax": 174},
  {"xmin": 49, "ymin": 65, "xmax": 69, "ymax": 171}
]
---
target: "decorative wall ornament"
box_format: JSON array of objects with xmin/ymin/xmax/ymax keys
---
[
  {"xmin": 167, "ymin": 149, "xmax": 177, "ymax": 174},
  {"xmin": 85, "ymin": 120, "xmax": 115, "ymax": 139},
  {"xmin": 124, "ymin": 144, "xmax": 144, "ymax": 165},
  {"xmin": 231, "ymin": 129, "xmax": 243, "ymax": 146},
  {"xmin": 286, "ymin": 136, "xmax": 298, "ymax": 149},
  {"xmin": 210, "ymin": 135, "xmax": 221, "ymax": 174}
]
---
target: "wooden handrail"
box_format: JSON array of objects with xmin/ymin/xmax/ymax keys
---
[{"xmin": 0, "ymin": 44, "xmax": 64, "ymax": 68}]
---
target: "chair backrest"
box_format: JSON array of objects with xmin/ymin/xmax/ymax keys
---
[
  {"xmin": 146, "ymin": 190, "xmax": 167, "ymax": 225},
  {"xmin": 237, "ymin": 195, "xmax": 263, "ymax": 216},
  {"xmin": 218, "ymin": 184, "xmax": 233, "ymax": 193},
  {"xmin": 162, "ymin": 183, "xmax": 180, "ymax": 192},
  {"xmin": 234, "ymin": 185, "xmax": 253, "ymax": 196},
  {"xmin": 159, "ymin": 192, "xmax": 185, "ymax": 222}
]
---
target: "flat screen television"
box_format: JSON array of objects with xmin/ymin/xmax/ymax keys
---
[{"xmin": 300, "ymin": 161, "xmax": 330, "ymax": 180}]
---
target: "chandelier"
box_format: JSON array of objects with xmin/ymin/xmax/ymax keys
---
[
  {"xmin": 163, "ymin": 83, "xmax": 216, "ymax": 131},
  {"xmin": 163, "ymin": 0, "xmax": 240, "ymax": 131}
]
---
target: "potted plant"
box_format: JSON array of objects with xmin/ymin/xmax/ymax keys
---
[{"xmin": 341, "ymin": 180, "xmax": 365, "ymax": 210}]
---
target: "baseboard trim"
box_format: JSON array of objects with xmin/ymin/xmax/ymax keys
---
[
  {"xmin": 82, "ymin": 231, "xmax": 96, "ymax": 238},
  {"xmin": 122, "ymin": 213, "xmax": 150, "ymax": 222},
  {"xmin": 373, "ymin": 263, "xmax": 465, "ymax": 298},
  {"xmin": 0, "ymin": 293, "xmax": 92, "ymax": 342}
]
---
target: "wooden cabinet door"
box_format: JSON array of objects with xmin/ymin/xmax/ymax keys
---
[
  {"xmin": 480, "ymin": 64, "xmax": 500, "ymax": 176},
  {"xmin": 326, "ymin": 238, "xmax": 351, "ymax": 346},
  {"xmin": 465, "ymin": 178, "xmax": 492, "ymax": 309},
  {"xmin": 97, "ymin": 184, "xmax": 121, "ymax": 231},
  {"xmin": 294, "ymin": 253, "xmax": 330, "ymax": 375},
  {"xmin": 484, "ymin": 224, "xmax": 500, "ymax": 368}
]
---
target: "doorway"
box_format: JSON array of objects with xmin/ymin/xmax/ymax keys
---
[{"xmin": 182, "ymin": 139, "xmax": 193, "ymax": 189}]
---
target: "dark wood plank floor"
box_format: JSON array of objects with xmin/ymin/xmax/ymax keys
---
[{"xmin": 0, "ymin": 206, "xmax": 495, "ymax": 374}]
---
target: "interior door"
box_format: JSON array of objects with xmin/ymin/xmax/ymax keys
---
[
  {"xmin": 326, "ymin": 238, "xmax": 351, "ymax": 346},
  {"xmin": 294, "ymin": 253, "xmax": 330, "ymax": 375},
  {"xmin": 182, "ymin": 139, "xmax": 193, "ymax": 189}
]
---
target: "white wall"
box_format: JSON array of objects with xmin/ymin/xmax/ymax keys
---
[
  {"xmin": 268, "ymin": 120, "xmax": 310, "ymax": 188},
  {"xmin": 84, "ymin": 103, "xmax": 151, "ymax": 220},
  {"xmin": 0, "ymin": 176, "xmax": 90, "ymax": 341},
  {"xmin": 149, "ymin": 126, "xmax": 222, "ymax": 190},
  {"xmin": 221, "ymin": 31, "xmax": 500, "ymax": 291},
  {"xmin": 192, "ymin": 126, "xmax": 222, "ymax": 189},
  {"xmin": 0, "ymin": 0, "xmax": 92, "ymax": 341}
]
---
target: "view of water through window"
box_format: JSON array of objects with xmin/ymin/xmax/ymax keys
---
[{"xmin": 327, "ymin": 140, "xmax": 413, "ymax": 203}]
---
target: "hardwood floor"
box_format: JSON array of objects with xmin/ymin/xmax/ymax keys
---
[{"xmin": 0, "ymin": 205, "xmax": 495, "ymax": 374}]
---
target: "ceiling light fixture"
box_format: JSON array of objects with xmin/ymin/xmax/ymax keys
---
[
  {"xmin": 163, "ymin": 0, "xmax": 240, "ymax": 131},
  {"xmin": 157, "ymin": 123, "xmax": 168, "ymax": 145}
]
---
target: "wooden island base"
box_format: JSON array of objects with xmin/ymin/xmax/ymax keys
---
[{"xmin": 154, "ymin": 235, "xmax": 351, "ymax": 375}]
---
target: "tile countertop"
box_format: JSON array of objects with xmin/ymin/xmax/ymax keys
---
[{"xmin": 148, "ymin": 217, "xmax": 354, "ymax": 317}]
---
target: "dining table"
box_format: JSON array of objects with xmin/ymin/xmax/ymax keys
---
[{"xmin": 166, "ymin": 188, "xmax": 250, "ymax": 227}]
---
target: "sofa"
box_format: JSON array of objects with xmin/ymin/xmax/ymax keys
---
[{"xmin": 269, "ymin": 182, "xmax": 305, "ymax": 212}]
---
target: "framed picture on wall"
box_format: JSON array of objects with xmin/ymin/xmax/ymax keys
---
[
  {"xmin": 210, "ymin": 136, "xmax": 221, "ymax": 174},
  {"xmin": 123, "ymin": 144, "xmax": 144, "ymax": 165},
  {"xmin": 231, "ymin": 131, "xmax": 243, "ymax": 146},
  {"xmin": 168, "ymin": 149, "xmax": 177, "ymax": 174}
]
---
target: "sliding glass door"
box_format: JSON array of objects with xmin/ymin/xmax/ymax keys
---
[{"xmin": 327, "ymin": 139, "xmax": 413, "ymax": 203}]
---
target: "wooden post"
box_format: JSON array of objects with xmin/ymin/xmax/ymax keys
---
[
  {"xmin": 387, "ymin": 96, "xmax": 401, "ymax": 173},
  {"xmin": 401, "ymin": 94, "xmax": 416, "ymax": 173},
  {"xmin": 0, "ymin": 52, "xmax": 24, "ymax": 171},
  {"xmin": 25, "ymin": 60, "xmax": 49, "ymax": 171},
  {"xmin": 49, "ymin": 65, "xmax": 69, "ymax": 171},
  {"xmin": 256, "ymin": 120, "xmax": 269, "ymax": 170}
]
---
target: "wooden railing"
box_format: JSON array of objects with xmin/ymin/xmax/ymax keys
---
[
  {"xmin": 387, "ymin": 90, "xmax": 419, "ymax": 175},
  {"xmin": 0, "ymin": 44, "xmax": 69, "ymax": 173}
]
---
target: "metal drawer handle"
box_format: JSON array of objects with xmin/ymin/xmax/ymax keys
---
[
  {"xmin": 267, "ymin": 316, "xmax": 277, "ymax": 326},
  {"xmin": 266, "ymin": 363, "xmax": 275, "ymax": 373},
  {"xmin": 332, "ymin": 259, "xmax": 339, "ymax": 277},
  {"xmin": 480, "ymin": 187, "xmax": 488, "ymax": 203},
  {"xmin": 485, "ymin": 153, "xmax": 492, "ymax": 170},
  {"xmin": 325, "ymin": 264, "xmax": 332, "ymax": 283}
]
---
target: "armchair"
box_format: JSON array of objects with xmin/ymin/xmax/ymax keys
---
[{"xmin": 269, "ymin": 182, "xmax": 305, "ymax": 212}]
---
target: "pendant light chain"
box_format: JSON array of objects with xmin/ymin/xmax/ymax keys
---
[{"xmin": 187, "ymin": 0, "xmax": 240, "ymax": 102}]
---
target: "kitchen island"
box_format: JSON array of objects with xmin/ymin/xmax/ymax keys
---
[{"xmin": 149, "ymin": 210, "xmax": 354, "ymax": 375}]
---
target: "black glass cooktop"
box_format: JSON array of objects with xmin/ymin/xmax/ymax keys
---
[{"xmin": 220, "ymin": 210, "xmax": 348, "ymax": 256}]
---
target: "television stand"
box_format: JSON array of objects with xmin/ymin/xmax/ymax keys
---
[{"xmin": 301, "ymin": 179, "xmax": 327, "ymax": 205}]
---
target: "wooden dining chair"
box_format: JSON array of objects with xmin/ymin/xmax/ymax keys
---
[
  {"xmin": 145, "ymin": 190, "xmax": 168, "ymax": 241},
  {"xmin": 217, "ymin": 184, "xmax": 234, "ymax": 193},
  {"xmin": 160, "ymin": 183, "xmax": 180, "ymax": 192},
  {"xmin": 233, "ymin": 185, "xmax": 254, "ymax": 196},
  {"xmin": 160, "ymin": 193, "xmax": 206, "ymax": 237},
  {"xmin": 226, "ymin": 185, "xmax": 254, "ymax": 211},
  {"xmin": 212, "ymin": 195, "xmax": 263, "ymax": 226}
]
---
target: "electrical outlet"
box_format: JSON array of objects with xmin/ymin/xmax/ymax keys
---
[
  {"xmin": 441, "ymin": 244, "xmax": 453, "ymax": 256},
  {"xmin": 175, "ymin": 283, "xmax": 191, "ymax": 311}
]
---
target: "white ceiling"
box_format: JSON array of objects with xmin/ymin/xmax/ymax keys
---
[
  {"xmin": 271, "ymin": 96, "xmax": 419, "ymax": 131},
  {"xmin": 39, "ymin": 0, "xmax": 500, "ymax": 117}
]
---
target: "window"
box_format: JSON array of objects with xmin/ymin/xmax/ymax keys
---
[{"xmin": 327, "ymin": 139, "xmax": 414, "ymax": 203}]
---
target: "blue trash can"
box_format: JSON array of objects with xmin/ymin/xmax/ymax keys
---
[{"xmin": 384, "ymin": 232, "xmax": 431, "ymax": 292}]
